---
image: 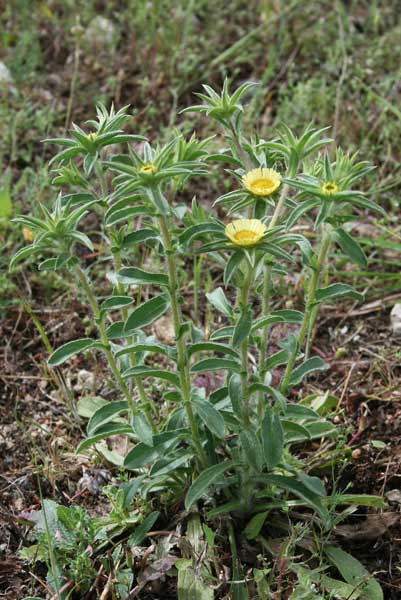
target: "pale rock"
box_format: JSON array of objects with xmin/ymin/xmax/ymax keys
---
[
  {"xmin": 85, "ymin": 16, "xmax": 116, "ymax": 48},
  {"xmin": 74, "ymin": 369, "xmax": 95, "ymax": 391},
  {"xmin": 390, "ymin": 303, "xmax": 401, "ymax": 337}
]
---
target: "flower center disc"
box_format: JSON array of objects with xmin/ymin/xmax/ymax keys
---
[
  {"xmin": 233, "ymin": 230, "xmax": 258, "ymax": 243},
  {"xmin": 322, "ymin": 182, "xmax": 338, "ymax": 195},
  {"xmin": 249, "ymin": 178, "xmax": 276, "ymax": 195}
]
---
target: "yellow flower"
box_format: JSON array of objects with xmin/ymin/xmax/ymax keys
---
[
  {"xmin": 242, "ymin": 168, "xmax": 281, "ymax": 197},
  {"xmin": 321, "ymin": 181, "xmax": 338, "ymax": 195},
  {"xmin": 225, "ymin": 219, "xmax": 267, "ymax": 247},
  {"xmin": 22, "ymin": 227, "xmax": 33, "ymax": 243},
  {"xmin": 87, "ymin": 132, "xmax": 97, "ymax": 141},
  {"xmin": 139, "ymin": 163, "xmax": 157, "ymax": 174}
]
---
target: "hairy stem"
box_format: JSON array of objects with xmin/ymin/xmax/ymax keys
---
[
  {"xmin": 239, "ymin": 262, "xmax": 253, "ymax": 426},
  {"xmin": 157, "ymin": 213, "xmax": 207, "ymax": 468},
  {"xmin": 258, "ymin": 184, "xmax": 290, "ymax": 408},
  {"xmin": 280, "ymin": 222, "xmax": 333, "ymax": 395},
  {"xmin": 74, "ymin": 265, "xmax": 138, "ymax": 417}
]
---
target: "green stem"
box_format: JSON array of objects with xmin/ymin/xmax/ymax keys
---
[
  {"xmin": 239, "ymin": 262, "xmax": 253, "ymax": 426},
  {"xmin": 74, "ymin": 265, "xmax": 138, "ymax": 417},
  {"xmin": 157, "ymin": 214, "xmax": 207, "ymax": 468},
  {"xmin": 280, "ymin": 222, "xmax": 333, "ymax": 395},
  {"xmin": 258, "ymin": 184, "xmax": 290, "ymax": 408}
]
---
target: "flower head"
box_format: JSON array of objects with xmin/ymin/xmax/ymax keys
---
[
  {"xmin": 242, "ymin": 168, "xmax": 281, "ymax": 197},
  {"xmin": 139, "ymin": 163, "xmax": 157, "ymax": 175},
  {"xmin": 225, "ymin": 219, "xmax": 267, "ymax": 247},
  {"xmin": 87, "ymin": 132, "xmax": 97, "ymax": 141},
  {"xmin": 22, "ymin": 227, "xmax": 33, "ymax": 243},
  {"xmin": 321, "ymin": 181, "xmax": 338, "ymax": 196}
]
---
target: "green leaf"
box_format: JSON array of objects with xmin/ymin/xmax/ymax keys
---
[
  {"xmin": 335, "ymin": 228, "xmax": 368, "ymax": 268},
  {"xmin": 288, "ymin": 357, "xmax": 329, "ymax": 386},
  {"xmin": 262, "ymin": 409, "xmax": 283, "ymax": 470},
  {"xmin": 105, "ymin": 202, "xmax": 146, "ymax": 227},
  {"xmin": 132, "ymin": 411, "xmax": 154, "ymax": 447},
  {"xmin": 193, "ymin": 399, "xmax": 225, "ymax": 439},
  {"xmin": 191, "ymin": 358, "xmax": 241, "ymax": 374},
  {"xmin": 315, "ymin": 283, "xmax": 364, "ymax": 304},
  {"xmin": 48, "ymin": 338, "xmax": 103, "ymax": 366},
  {"xmin": 282, "ymin": 420, "xmax": 311, "ymax": 443},
  {"xmin": 124, "ymin": 430, "xmax": 185, "ymax": 469},
  {"xmin": 124, "ymin": 295, "xmax": 169, "ymax": 333},
  {"xmin": 77, "ymin": 396, "xmax": 108, "ymax": 418},
  {"xmin": 128, "ymin": 511, "xmax": 160, "ymax": 547},
  {"xmin": 76, "ymin": 423, "xmax": 134, "ymax": 453},
  {"xmin": 100, "ymin": 295, "xmax": 134, "ymax": 311},
  {"xmin": 244, "ymin": 511, "xmax": 268, "ymax": 540},
  {"xmin": 87, "ymin": 400, "xmax": 129, "ymax": 435},
  {"xmin": 123, "ymin": 366, "xmax": 180, "ymax": 387},
  {"xmin": 306, "ymin": 420, "xmax": 337, "ymax": 440},
  {"xmin": 118, "ymin": 267, "xmax": 168, "ymax": 287},
  {"xmin": 0, "ymin": 185, "xmax": 12, "ymax": 224},
  {"xmin": 209, "ymin": 326, "xmax": 234, "ymax": 340},
  {"xmin": 179, "ymin": 222, "xmax": 223, "ymax": 245},
  {"xmin": 187, "ymin": 341, "xmax": 239, "ymax": 359},
  {"xmin": 324, "ymin": 546, "xmax": 383, "ymax": 600},
  {"xmin": 256, "ymin": 474, "xmax": 329, "ymax": 522},
  {"xmin": 206, "ymin": 287, "xmax": 233, "ymax": 317},
  {"xmin": 228, "ymin": 373, "xmax": 242, "ymax": 418},
  {"xmin": 331, "ymin": 494, "xmax": 387, "ymax": 509},
  {"xmin": 115, "ymin": 342, "xmax": 170, "ymax": 358},
  {"xmin": 224, "ymin": 251, "xmax": 243, "ymax": 285},
  {"xmin": 296, "ymin": 471, "xmax": 326, "ymax": 497},
  {"xmin": 122, "ymin": 229, "xmax": 159, "ymax": 248},
  {"xmin": 9, "ymin": 244, "xmax": 38, "ymax": 270},
  {"xmin": 185, "ymin": 462, "xmax": 232, "ymax": 510},
  {"xmin": 232, "ymin": 305, "xmax": 252, "ymax": 346},
  {"xmin": 240, "ymin": 429, "xmax": 264, "ymax": 472}
]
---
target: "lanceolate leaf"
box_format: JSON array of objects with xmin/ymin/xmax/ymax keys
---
[
  {"xmin": 193, "ymin": 399, "xmax": 225, "ymax": 439},
  {"xmin": 187, "ymin": 342, "xmax": 239, "ymax": 359},
  {"xmin": 132, "ymin": 411, "xmax": 154, "ymax": 447},
  {"xmin": 288, "ymin": 356, "xmax": 329, "ymax": 386},
  {"xmin": 124, "ymin": 295, "xmax": 169, "ymax": 333},
  {"xmin": 255, "ymin": 474, "xmax": 329, "ymax": 523},
  {"xmin": 128, "ymin": 511, "xmax": 160, "ymax": 547},
  {"xmin": 124, "ymin": 430, "xmax": 186, "ymax": 469},
  {"xmin": 100, "ymin": 295, "xmax": 134, "ymax": 311},
  {"xmin": 315, "ymin": 283, "xmax": 364, "ymax": 304},
  {"xmin": 185, "ymin": 462, "xmax": 232, "ymax": 510},
  {"xmin": 76, "ymin": 423, "xmax": 134, "ymax": 453},
  {"xmin": 232, "ymin": 305, "xmax": 252, "ymax": 346},
  {"xmin": 262, "ymin": 409, "xmax": 283, "ymax": 470},
  {"xmin": 191, "ymin": 358, "xmax": 241, "ymax": 374},
  {"xmin": 123, "ymin": 366, "xmax": 180, "ymax": 387},
  {"xmin": 324, "ymin": 546, "xmax": 383, "ymax": 600},
  {"xmin": 48, "ymin": 338, "xmax": 104, "ymax": 366},
  {"xmin": 240, "ymin": 429, "xmax": 264, "ymax": 473},
  {"xmin": 118, "ymin": 267, "xmax": 168, "ymax": 287},
  {"xmin": 334, "ymin": 227, "xmax": 368, "ymax": 268},
  {"xmin": 206, "ymin": 287, "xmax": 233, "ymax": 317},
  {"xmin": 87, "ymin": 400, "xmax": 129, "ymax": 435}
]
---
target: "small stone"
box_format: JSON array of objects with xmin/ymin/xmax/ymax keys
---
[
  {"xmin": 74, "ymin": 369, "xmax": 95, "ymax": 391},
  {"xmin": 385, "ymin": 489, "xmax": 401, "ymax": 504},
  {"xmin": 390, "ymin": 303, "xmax": 401, "ymax": 337},
  {"xmin": 85, "ymin": 17, "xmax": 116, "ymax": 48},
  {"xmin": 0, "ymin": 62, "xmax": 14, "ymax": 88}
]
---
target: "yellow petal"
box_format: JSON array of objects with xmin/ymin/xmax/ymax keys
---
[
  {"xmin": 225, "ymin": 219, "xmax": 267, "ymax": 247},
  {"xmin": 242, "ymin": 168, "xmax": 281, "ymax": 197}
]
